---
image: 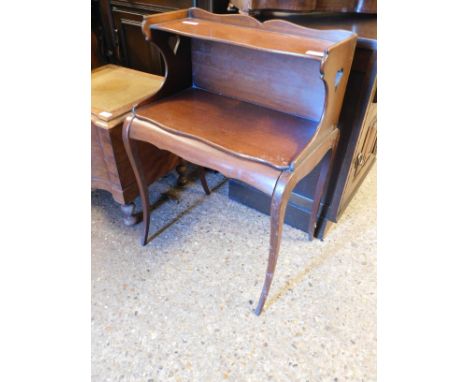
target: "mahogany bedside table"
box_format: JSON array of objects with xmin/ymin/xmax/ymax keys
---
[
  {"xmin": 123, "ymin": 8, "xmax": 357, "ymax": 314},
  {"xmin": 91, "ymin": 64, "xmax": 187, "ymax": 225}
]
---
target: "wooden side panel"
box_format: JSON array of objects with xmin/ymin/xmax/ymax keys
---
[
  {"xmin": 191, "ymin": 39, "xmax": 324, "ymax": 120},
  {"xmin": 92, "ymin": 120, "xmax": 180, "ymax": 204},
  {"xmin": 340, "ymin": 82, "xmax": 377, "ymax": 211},
  {"xmin": 91, "ymin": 122, "xmax": 111, "ymax": 187}
]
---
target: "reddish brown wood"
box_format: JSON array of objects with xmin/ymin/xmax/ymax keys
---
[
  {"xmin": 91, "ymin": 121, "xmax": 180, "ymax": 206},
  {"xmin": 229, "ymin": 12, "xmax": 376, "ymax": 239},
  {"xmin": 123, "ymin": 8, "xmax": 357, "ymax": 314},
  {"xmin": 134, "ymin": 88, "xmax": 320, "ymax": 169},
  {"xmin": 192, "ymin": 39, "xmax": 324, "ymax": 120},
  {"xmin": 254, "ymin": 170, "xmax": 292, "ymax": 315},
  {"xmin": 123, "ymin": 116, "xmax": 152, "ymax": 245},
  {"xmin": 254, "ymin": 129, "xmax": 339, "ymax": 314},
  {"xmin": 143, "ymin": 8, "xmax": 352, "ymax": 57}
]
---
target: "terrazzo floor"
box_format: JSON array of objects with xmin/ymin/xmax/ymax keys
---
[{"xmin": 92, "ymin": 165, "xmax": 376, "ymax": 382}]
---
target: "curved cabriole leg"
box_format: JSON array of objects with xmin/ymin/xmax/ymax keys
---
[
  {"xmin": 122, "ymin": 117, "xmax": 151, "ymax": 246},
  {"xmin": 199, "ymin": 167, "xmax": 211, "ymax": 195},
  {"xmin": 255, "ymin": 172, "xmax": 294, "ymax": 316},
  {"xmin": 307, "ymin": 146, "xmax": 338, "ymax": 241}
]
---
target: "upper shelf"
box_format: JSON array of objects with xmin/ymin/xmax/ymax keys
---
[{"xmin": 142, "ymin": 8, "xmax": 356, "ymax": 61}]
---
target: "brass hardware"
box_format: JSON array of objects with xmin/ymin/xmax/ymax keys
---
[{"xmin": 357, "ymin": 153, "xmax": 365, "ymax": 166}]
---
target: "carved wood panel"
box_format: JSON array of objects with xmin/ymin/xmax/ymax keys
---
[{"xmin": 342, "ymin": 81, "xmax": 376, "ymax": 204}]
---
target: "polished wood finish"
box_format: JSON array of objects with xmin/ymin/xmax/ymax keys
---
[
  {"xmin": 91, "ymin": 65, "xmax": 183, "ymax": 223},
  {"xmin": 142, "ymin": 12, "xmax": 349, "ymax": 59},
  {"xmin": 229, "ymin": 12, "xmax": 376, "ymax": 238},
  {"xmin": 192, "ymin": 39, "xmax": 325, "ymax": 120},
  {"xmin": 135, "ymin": 88, "xmax": 320, "ymax": 168},
  {"xmin": 123, "ymin": 8, "xmax": 357, "ymax": 314}
]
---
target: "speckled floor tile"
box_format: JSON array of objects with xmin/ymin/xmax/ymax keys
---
[{"xmin": 92, "ymin": 165, "xmax": 376, "ymax": 382}]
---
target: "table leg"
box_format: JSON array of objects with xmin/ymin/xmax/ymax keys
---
[
  {"xmin": 120, "ymin": 202, "xmax": 139, "ymax": 226},
  {"xmin": 176, "ymin": 159, "xmax": 189, "ymax": 186}
]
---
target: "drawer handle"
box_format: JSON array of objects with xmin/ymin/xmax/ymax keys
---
[{"xmin": 357, "ymin": 153, "xmax": 365, "ymax": 166}]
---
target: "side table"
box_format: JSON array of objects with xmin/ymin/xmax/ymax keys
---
[
  {"xmin": 91, "ymin": 64, "xmax": 187, "ymax": 225},
  {"xmin": 123, "ymin": 8, "xmax": 357, "ymax": 314}
]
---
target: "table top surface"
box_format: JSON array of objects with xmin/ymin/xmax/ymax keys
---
[{"xmin": 91, "ymin": 65, "xmax": 164, "ymax": 122}]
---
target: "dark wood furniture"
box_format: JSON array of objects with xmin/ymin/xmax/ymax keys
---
[
  {"xmin": 92, "ymin": 0, "xmax": 107, "ymax": 69},
  {"xmin": 123, "ymin": 8, "xmax": 357, "ymax": 314},
  {"xmin": 95, "ymin": 0, "xmax": 229, "ymax": 75},
  {"xmin": 230, "ymin": 0, "xmax": 376, "ymax": 14},
  {"xmin": 229, "ymin": 12, "xmax": 377, "ymax": 239},
  {"xmin": 91, "ymin": 65, "xmax": 185, "ymax": 225}
]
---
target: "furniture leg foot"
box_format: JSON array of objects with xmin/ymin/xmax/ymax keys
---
[
  {"xmin": 199, "ymin": 167, "xmax": 211, "ymax": 195},
  {"xmin": 121, "ymin": 202, "xmax": 139, "ymax": 226},
  {"xmin": 255, "ymin": 172, "xmax": 293, "ymax": 315},
  {"xmin": 123, "ymin": 117, "xmax": 151, "ymax": 246},
  {"xmin": 176, "ymin": 160, "xmax": 189, "ymax": 187}
]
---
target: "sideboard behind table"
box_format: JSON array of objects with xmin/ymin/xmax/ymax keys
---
[
  {"xmin": 229, "ymin": 11, "xmax": 377, "ymax": 239},
  {"xmin": 230, "ymin": 0, "xmax": 377, "ymax": 14},
  {"xmin": 95, "ymin": 0, "xmax": 230, "ymax": 76}
]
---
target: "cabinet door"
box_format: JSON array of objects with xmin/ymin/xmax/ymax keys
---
[
  {"xmin": 354, "ymin": 87, "xmax": 377, "ymax": 177},
  {"xmin": 354, "ymin": 85, "xmax": 377, "ymax": 178},
  {"xmin": 341, "ymin": 81, "xmax": 377, "ymax": 204},
  {"xmin": 112, "ymin": 7, "xmax": 164, "ymax": 75}
]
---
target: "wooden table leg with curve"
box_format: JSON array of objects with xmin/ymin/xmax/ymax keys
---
[{"xmin": 123, "ymin": 8, "xmax": 357, "ymax": 314}]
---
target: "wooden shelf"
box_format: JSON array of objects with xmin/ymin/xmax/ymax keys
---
[
  {"xmin": 135, "ymin": 88, "xmax": 319, "ymax": 169},
  {"xmin": 144, "ymin": 8, "xmax": 355, "ymax": 60}
]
